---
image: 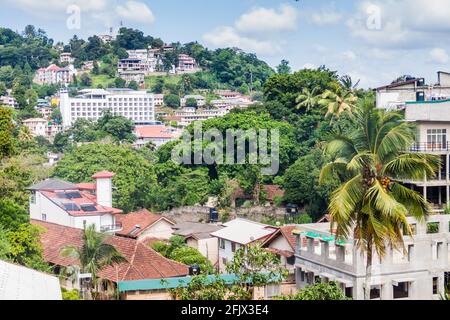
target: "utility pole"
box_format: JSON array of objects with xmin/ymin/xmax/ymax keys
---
[{"xmin": 249, "ymin": 70, "xmax": 253, "ymax": 94}]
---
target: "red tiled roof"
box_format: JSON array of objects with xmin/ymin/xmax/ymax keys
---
[
  {"xmin": 31, "ymin": 220, "xmax": 189, "ymax": 282},
  {"xmin": 92, "ymin": 171, "xmax": 115, "ymax": 179},
  {"xmin": 135, "ymin": 126, "xmax": 177, "ymax": 139},
  {"xmin": 115, "ymin": 209, "xmax": 174, "ymax": 238},
  {"xmin": 76, "ymin": 183, "xmax": 96, "ymax": 191},
  {"xmin": 261, "ymin": 225, "xmax": 296, "ymax": 252}
]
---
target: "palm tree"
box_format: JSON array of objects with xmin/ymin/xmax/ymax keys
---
[
  {"xmin": 296, "ymin": 88, "xmax": 320, "ymax": 112},
  {"xmin": 320, "ymin": 98, "xmax": 440, "ymax": 300},
  {"xmin": 340, "ymin": 75, "xmax": 360, "ymax": 92},
  {"xmin": 319, "ymin": 85, "xmax": 358, "ymax": 119},
  {"xmin": 18, "ymin": 126, "xmax": 33, "ymax": 142},
  {"xmin": 60, "ymin": 225, "xmax": 127, "ymax": 299}
]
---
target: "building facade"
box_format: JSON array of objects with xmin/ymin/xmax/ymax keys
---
[
  {"xmin": 293, "ymin": 215, "xmax": 450, "ymax": 300},
  {"xmin": 59, "ymin": 88, "xmax": 155, "ymax": 128},
  {"xmin": 34, "ymin": 64, "xmax": 76, "ymax": 85}
]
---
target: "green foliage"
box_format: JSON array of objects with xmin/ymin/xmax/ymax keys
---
[
  {"xmin": 152, "ymin": 236, "xmax": 214, "ymax": 274},
  {"xmin": 53, "ymin": 143, "xmax": 157, "ymax": 212},
  {"xmin": 171, "ymin": 243, "xmax": 288, "ymax": 300},
  {"xmin": 0, "ymin": 224, "xmax": 11, "ymax": 260},
  {"xmin": 185, "ymin": 97, "xmax": 198, "ymax": 108},
  {"xmin": 62, "ymin": 288, "xmax": 81, "ymax": 300},
  {"xmin": 6, "ymin": 223, "xmax": 49, "ymax": 272},
  {"xmin": 277, "ymin": 282, "xmax": 349, "ymax": 300},
  {"xmin": 164, "ymin": 94, "xmax": 181, "ymax": 108},
  {"xmin": 0, "ymin": 106, "xmax": 14, "ymax": 158}
]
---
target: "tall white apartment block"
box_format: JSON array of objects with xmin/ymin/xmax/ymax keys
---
[{"xmin": 60, "ymin": 88, "xmax": 155, "ymax": 128}]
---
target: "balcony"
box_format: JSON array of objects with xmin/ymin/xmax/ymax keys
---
[
  {"xmin": 410, "ymin": 143, "xmax": 450, "ymax": 152},
  {"xmin": 100, "ymin": 223, "xmax": 123, "ymax": 233}
]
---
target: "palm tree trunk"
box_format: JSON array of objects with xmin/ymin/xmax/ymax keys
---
[{"xmin": 364, "ymin": 245, "xmax": 373, "ymax": 300}]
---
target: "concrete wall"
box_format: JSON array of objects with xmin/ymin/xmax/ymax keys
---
[
  {"xmin": 406, "ymin": 101, "xmax": 450, "ymax": 122},
  {"xmin": 138, "ymin": 220, "xmax": 174, "ymax": 241},
  {"xmin": 161, "ymin": 206, "xmax": 285, "ymax": 224}
]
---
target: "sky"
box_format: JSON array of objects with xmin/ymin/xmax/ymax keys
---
[{"xmin": 2, "ymin": 0, "xmax": 450, "ymax": 88}]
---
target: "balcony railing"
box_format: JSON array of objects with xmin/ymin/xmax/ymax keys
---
[
  {"xmin": 100, "ymin": 223, "xmax": 123, "ymax": 233},
  {"xmin": 410, "ymin": 143, "xmax": 450, "ymax": 152}
]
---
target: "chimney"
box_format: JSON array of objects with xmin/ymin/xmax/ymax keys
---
[{"xmin": 92, "ymin": 171, "xmax": 115, "ymax": 208}]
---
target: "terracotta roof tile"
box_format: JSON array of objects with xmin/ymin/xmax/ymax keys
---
[
  {"xmin": 115, "ymin": 209, "xmax": 174, "ymax": 238},
  {"xmin": 31, "ymin": 220, "xmax": 188, "ymax": 282}
]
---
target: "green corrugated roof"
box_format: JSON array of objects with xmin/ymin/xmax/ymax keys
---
[
  {"xmin": 118, "ymin": 274, "xmax": 239, "ymax": 292},
  {"xmin": 406, "ymin": 99, "xmax": 450, "ymax": 105}
]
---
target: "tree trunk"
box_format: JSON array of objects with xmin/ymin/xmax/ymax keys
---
[{"xmin": 364, "ymin": 246, "xmax": 373, "ymax": 301}]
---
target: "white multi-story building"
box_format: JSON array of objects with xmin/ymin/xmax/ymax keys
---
[
  {"xmin": 59, "ymin": 88, "xmax": 155, "ymax": 128},
  {"xmin": 180, "ymin": 95, "xmax": 206, "ymax": 107},
  {"xmin": 177, "ymin": 54, "xmax": 199, "ymax": 73},
  {"xmin": 0, "ymin": 95, "xmax": 18, "ymax": 108},
  {"xmin": 59, "ymin": 52, "xmax": 74, "ymax": 64},
  {"xmin": 22, "ymin": 118, "xmax": 48, "ymax": 137},
  {"xmin": 174, "ymin": 109, "xmax": 229, "ymax": 127},
  {"xmin": 34, "ymin": 64, "xmax": 76, "ymax": 85},
  {"xmin": 29, "ymin": 171, "xmax": 123, "ymax": 233},
  {"xmin": 293, "ymin": 215, "xmax": 450, "ymax": 300}
]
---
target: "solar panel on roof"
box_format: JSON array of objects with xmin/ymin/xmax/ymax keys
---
[
  {"xmin": 80, "ymin": 204, "xmax": 97, "ymax": 212},
  {"xmin": 56, "ymin": 192, "xmax": 69, "ymax": 199},
  {"xmin": 63, "ymin": 203, "xmax": 80, "ymax": 211},
  {"xmin": 66, "ymin": 191, "xmax": 82, "ymax": 199}
]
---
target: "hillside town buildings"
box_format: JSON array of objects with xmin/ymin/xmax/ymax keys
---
[{"xmin": 34, "ymin": 64, "xmax": 76, "ymax": 85}]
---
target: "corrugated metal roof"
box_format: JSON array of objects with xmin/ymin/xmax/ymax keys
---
[{"xmin": 0, "ymin": 260, "xmax": 62, "ymax": 300}]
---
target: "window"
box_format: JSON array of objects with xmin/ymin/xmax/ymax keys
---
[
  {"xmin": 427, "ymin": 222, "xmax": 440, "ymax": 234},
  {"xmin": 300, "ymin": 270, "xmax": 305, "ymax": 282},
  {"xmin": 231, "ymin": 242, "xmax": 236, "ymax": 252},
  {"xmin": 219, "ymin": 239, "xmax": 225, "ymax": 249},
  {"xmin": 41, "ymin": 213, "xmax": 47, "ymax": 221},
  {"xmin": 345, "ymin": 287, "xmax": 353, "ymax": 299},
  {"xmin": 408, "ymin": 245, "xmax": 414, "ymax": 262},
  {"xmin": 427, "ymin": 129, "xmax": 447, "ymax": 149},
  {"xmin": 433, "ymin": 277, "xmax": 439, "ymax": 295},
  {"xmin": 370, "ymin": 286, "xmax": 381, "ymax": 299},
  {"xmin": 30, "ymin": 192, "xmax": 36, "ymax": 204},
  {"xmin": 393, "ymin": 282, "xmax": 409, "ymax": 299},
  {"xmin": 83, "ymin": 220, "xmax": 87, "ymax": 229}
]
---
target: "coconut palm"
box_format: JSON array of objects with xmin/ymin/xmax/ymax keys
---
[
  {"xmin": 60, "ymin": 225, "xmax": 127, "ymax": 299},
  {"xmin": 319, "ymin": 85, "xmax": 358, "ymax": 119},
  {"xmin": 296, "ymin": 88, "xmax": 320, "ymax": 112},
  {"xmin": 18, "ymin": 125, "xmax": 33, "ymax": 142},
  {"xmin": 320, "ymin": 98, "xmax": 440, "ymax": 300}
]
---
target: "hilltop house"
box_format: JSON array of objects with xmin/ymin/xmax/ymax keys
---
[
  {"xmin": 29, "ymin": 171, "xmax": 123, "ymax": 233},
  {"xmin": 34, "ymin": 64, "xmax": 76, "ymax": 85}
]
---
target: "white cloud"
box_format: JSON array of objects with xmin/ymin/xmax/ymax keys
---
[
  {"xmin": 342, "ymin": 50, "xmax": 357, "ymax": 61},
  {"xmin": 347, "ymin": 0, "xmax": 450, "ymax": 49},
  {"xmin": 203, "ymin": 5, "xmax": 298, "ymax": 56},
  {"xmin": 203, "ymin": 27, "xmax": 281, "ymax": 55},
  {"xmin": 429, "ymin": 48, "xmax": 449, "ymax": 64},
  {"xmin": 235, "ymin": 4, "xmax": 299, "ymax": 34},
  {"xmin": 116, "ymin": 1, "xmax": 155, "ymax": 24},
  {"xmin": 310, "ymin": 11, "xmax": 342, "ymax": 26}
]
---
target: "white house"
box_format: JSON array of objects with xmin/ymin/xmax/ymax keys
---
[
  {"xmin": 180, "ymin": 95, "xmax": 206, "ymax": 107},
  {"xmin": 29, "ymin": 171, "xmax": 123, "ymax": 233},
  {"xmin": 22, "ymin": 118, "xmax": 48, "ymax": 137},
  {"xmin": 211, "ymin": 218, "xmax": 278, "ymax": 273}
]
